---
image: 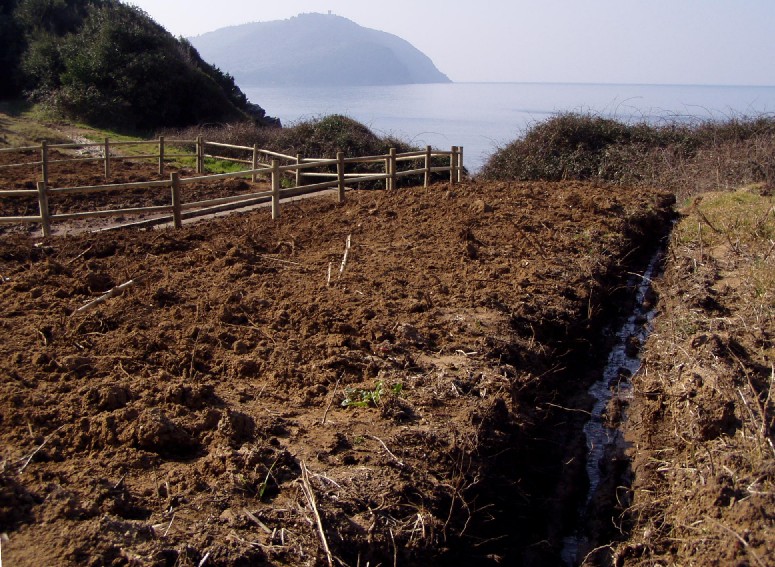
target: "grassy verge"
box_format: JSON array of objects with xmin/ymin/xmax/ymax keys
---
[
  {"xmin": 1, "ymin": 110, "xmax": 421, "ymax": 176},
  {"xmin": 613, "ymin": 188, "xmax": 774, "ymax": 566},
  {"xmin": 0, "ymin": 103, "xmax": 238, "ymax": 172}
]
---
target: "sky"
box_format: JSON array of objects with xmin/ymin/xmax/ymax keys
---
[{"xmin": 123, "ymin": 1, "xmax": 775, "ymax": 86}]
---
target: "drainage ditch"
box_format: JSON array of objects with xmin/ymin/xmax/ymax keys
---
[{"xmin": 560, "ymin": 250, "xmax": 663, "ymax": 565}]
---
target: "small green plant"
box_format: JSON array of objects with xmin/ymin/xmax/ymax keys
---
[
  {"xmin": 257, "ymin": 458, "xmax": 278, "ymax": 500},
  {"xmin": 341, "ymin": 381, "xmax": 403, "ymax": 408},
  {"xmin": 280, "ymin": 176, "xmax": 295, "ymax": 189}
]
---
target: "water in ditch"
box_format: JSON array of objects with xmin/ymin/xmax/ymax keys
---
[{"xmin": 560, "ymin": 251, "xmax": 662, "ymax": 566}]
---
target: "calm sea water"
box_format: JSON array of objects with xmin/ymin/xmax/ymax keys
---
[{"xmin": 244, "ymin": 83, "xmax": 775, "ymax": 172}]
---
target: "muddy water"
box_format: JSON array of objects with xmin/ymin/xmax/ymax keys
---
[{"xmin": 560, "ymin": 252, "xmax": 662, "ymax": 565}]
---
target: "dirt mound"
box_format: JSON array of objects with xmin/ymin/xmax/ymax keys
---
[{"xmin": 0, "ymin": 165, "xmax": 675, "ymax": 565}]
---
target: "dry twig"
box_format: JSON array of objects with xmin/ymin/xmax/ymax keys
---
[
  {"xmin": 74, "ymin": 278, "xmax": 140, "ymax": 314},
  {"xmin": 243, "ymin": 508, "xmax": 272, "ymax": 534},
  {"xmin": 66, "ymin": 244, "xmax": 94, "ymax": 265},
  {"xmin": 258, "ymin": 254, "xmax": 301, "ymax": 267},
  {"xmin": 321, "ymin": 377, "xmax": 340, "ymax": 425},
  {"xmin": 299, "ymin": 461, "xmax": 333, "ymax": 567},
  {"xmin": 365, "ymin": 434, "xmax": 405, "ymax": 468},
  {"xmin": 705, "ymin": 517, "xmax": 767, "ymax": 567},
  {"xmin": 339, "ymin": 234, "xmax": 352, "ymax": 277},
  {"xmin": 18, "ymin": 425, "xmax": 64, "ymax": 472}
]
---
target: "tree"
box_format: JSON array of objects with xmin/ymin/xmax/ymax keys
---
[
  {"xmin": 55, "ymin": 3, "xmax": 246, "ymax": 129},
  {"xmin": 3, "ymin": 0, "xmax": 273, "ymax": 132}
]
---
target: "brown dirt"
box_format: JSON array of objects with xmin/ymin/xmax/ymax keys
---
[{"xmin": 0, "ymin": 155, "xmax": 682, "ymax": 565}]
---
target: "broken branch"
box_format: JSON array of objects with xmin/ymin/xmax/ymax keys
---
[
  {"xmin": 75, "ymin": 278, "xmax": 140, "ymax": 314},
  {"xmin": 338, "ymin": 234, "xmax": 352, "ymax": 277},
  {"xmin": 299, "ymin": 461, "xmax": 333, "ymax": 567}
]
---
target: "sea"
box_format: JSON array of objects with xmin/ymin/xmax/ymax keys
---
[{"xmin": 243, "ymin": 82, "xmax": 775, "ymax": 173}]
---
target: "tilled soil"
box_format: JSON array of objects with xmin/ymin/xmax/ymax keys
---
[{"xmin": 0, "ymin": 157, "xmax": 677, "ymax": 566}]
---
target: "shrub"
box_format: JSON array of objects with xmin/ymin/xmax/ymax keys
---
[
  {"xmin": 167, "ymin": 115, "xmax": 417, "ymax": 159},
  {"xmin": 55, "ymin": 3, "xmax": 245, "ymax": 130},
  {"xmin": 480, "ymin": 112, "xmax": 775, "ymax": 200}
]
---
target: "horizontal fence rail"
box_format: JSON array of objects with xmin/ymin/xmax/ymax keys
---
[{"xmin": 0, "ymin": 138, "xmax": 463, "ymax": 236}]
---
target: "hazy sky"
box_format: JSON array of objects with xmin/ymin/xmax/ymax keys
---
[{"xmin": 124, "ymin": 1, "xmax": 774, "ymax": 86}]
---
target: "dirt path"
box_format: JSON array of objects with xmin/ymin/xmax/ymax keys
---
[{"xmin": 1, "ymin": 156, "xmax": 678, "ymax": 565}]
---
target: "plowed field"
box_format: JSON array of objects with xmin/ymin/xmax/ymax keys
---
[{"xmin": 0, "ymin": 155, "xmax": 682, "ymax": 565}]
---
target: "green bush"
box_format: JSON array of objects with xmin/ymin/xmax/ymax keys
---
[
  {"xmin": 54, "ymin": 3, "xmax": 245, "ymax": 130},
  {"xmin": 169, "ymin": 115, "xmax": 417, "ymax": 159},
  {"xmin": 4, "ymin": 0, "xmax": 273, "ymax": 132}
]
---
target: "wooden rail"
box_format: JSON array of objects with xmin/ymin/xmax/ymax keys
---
[{"xmin": 0, "ymin": 138, "xmax": 464, "ymax": 237}]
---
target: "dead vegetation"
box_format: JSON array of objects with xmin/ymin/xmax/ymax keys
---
[
  {"xmin": 611, "ymin": 187, "xmax": 774, "ymax": 566},
  {"xmin": 480, "ymin": 113, "xmax": 775, "ymax": 203}
]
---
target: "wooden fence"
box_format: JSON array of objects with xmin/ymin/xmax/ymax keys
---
[{"xmin": 0, "ymin": 138, "xmax": 464, "ymax": 237}]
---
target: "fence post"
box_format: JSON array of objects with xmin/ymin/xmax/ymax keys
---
[
  {"xmin": 296, "ymin": 153, "xmax": 302, "ymax": 187},
  {"xmin": 336, "ymin": 152, "xmax": 345, "ymax": 203},
  {"xmin": 389, "ymin": 147, "xmax": 397, "ymax": 191},
  {"xmin": 424, "ymin": 145, "xmax": 432, "ymax": 188},
  {"xmin": 36, "ymin": 181, "xmax": 51, "ymax": 238},
  {"xmin": 271, "ymin": 159, "xmax": 280, "ymax": 220},
  {"xmin": 170, "ymin": 172, "xmax": 182, "ymax": 229},
  {"xmin": 196, "ymin": 136, "xmax": 204, "ymax": 174},
  {"xmin": 384, "ymin": 153, "xmax": 390, "ymax": 190},
  {"xmin": 252, "ymin": 143, "xmax": 258, "ymax": 183},
  {"xmin": 103, "ymin": 138, "xmax": 111, "ymax": 180},
  {"xmin": 40, "ymin": 140, "xmax": 49, "ymax": 187},
  {"xmin": 158, "ymin": 136, "xmax": 165, "ymax": 176},
  {"xmin": 458, "ymin": 146, "xmax": 464, "ymax": 183},
  {"xmin": 449, "ymin": 146, "xmax": 458, "ymax": 184}
]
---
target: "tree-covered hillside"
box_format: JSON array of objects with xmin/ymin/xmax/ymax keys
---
[{"xmin": 0, "ymin": 0, "xmax": 276, "ymax": 131}]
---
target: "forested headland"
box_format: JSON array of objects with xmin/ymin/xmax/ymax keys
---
[{"xmin": 0, "ymin": 0, "xmax": 277, "ymax": 132}]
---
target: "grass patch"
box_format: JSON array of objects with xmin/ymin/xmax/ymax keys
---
[
  {"xmin": 0, "ymin": 101, "xmax": 72, "ymax": 146},
  {"xmin": 674, "ymin": 189, "xmax": 775, "ymax": 343},
  {"xmin": 202, "ymin": 158, "xmax": 250, "ymax": 175},
  {"xmin": 675, "ymin": 186, "xmax": 775, "ymax": 249}
]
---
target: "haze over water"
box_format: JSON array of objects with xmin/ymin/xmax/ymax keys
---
[{"xmin": 244, "ymin": 82, "xmax": 775, "ymax": 173}]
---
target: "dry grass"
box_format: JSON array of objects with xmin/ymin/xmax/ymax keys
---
[{"xmin": 613, "ymin": 188, "xmax": 775, "ymax": 566}]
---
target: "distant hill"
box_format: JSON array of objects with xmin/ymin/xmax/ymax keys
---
[
  {"xmin": 189, "ymin": 13, "xmax": 451, "ymax": 87},
  {"xmin": 0, "ymin": 0, "xmax": 276, "ymax": 131}
]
